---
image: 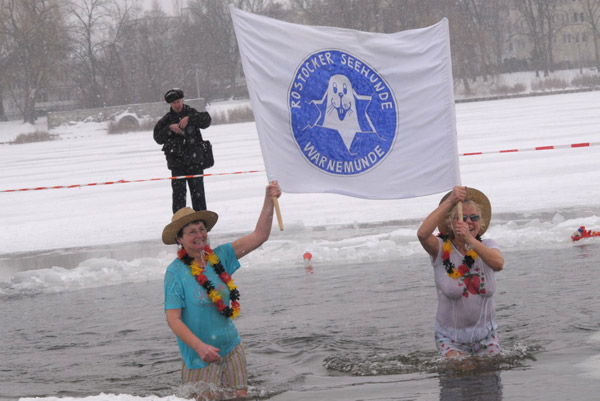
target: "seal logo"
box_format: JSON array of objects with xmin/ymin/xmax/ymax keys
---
[{"xmin": 289, "ymin": 50, "xmax": 397, "ymax": 176}]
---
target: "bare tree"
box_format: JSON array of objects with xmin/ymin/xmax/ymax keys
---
[
  {"xmin": 381, "ymin": 0, "xmax": 448, "ymax": 31},
  {"xmin": 0, "ymin": 9, "xmax": 9, "ymax": 121},
  {"xmin": 0, "ymin": 0, "xmax": 70, "ymax": 123},
  {"xmin": 100, "ymin": 0, "xmax": 141, "ymax": 105},
  {"xmin": 1, "ymin": 0, "xmax": 597, "ymax": 121},
  {"xmin": 181, "ymin": 0, "xmax": 232, "ymax": 101},
  {"xmin": 456, "ymin": 1, "xmax": 493, "ymax": 80},
  {"xmin": 513, "ymin": 0, "xmax": 562, "ymax": 77},
  {"xmin": 184, "ymin": 0, "xmax": 279, "ymax": 101},
  {"xmin": 172, "ymin": 0, "xmax": 185, "ymax": 16},
  {"xmin": 66, "ymin": 0, "xmax": 111, "ymax": 108},
  {"xmin": 539, "ymin": 0, "xmax": 562, "ymax": 74},
  {"xmin": 117, "ymin": 5, "xmax": 173, "ymax": 103},
  {"xmin": 66, "ymin": 0, "xmax": 142, "ymax": 107},
  {"xmin": 294, "ymin": 0, "xmax": 386, "ymax": 31},
  {"xmin": 487, "ymin": 0, "xmax": 514, "ymax": 71},
  {"xmin": 514, "ymin": 0, "xmax": 543, "ymax": 76},
  {"xmin": 582, "ymin": 0, "xmax": 600, "ymax": 71}
]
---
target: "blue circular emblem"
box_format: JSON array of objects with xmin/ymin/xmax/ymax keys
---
[{"xmin": 288, "ymin": 50, "xmax": 397, "ymax": 176}]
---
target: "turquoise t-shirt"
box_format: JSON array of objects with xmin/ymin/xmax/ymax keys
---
[{"xmin": 164, "ymin": 243, "xmax": 241, "ymax": 369}]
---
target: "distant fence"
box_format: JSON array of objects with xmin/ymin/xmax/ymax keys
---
[{"xmin": 47, "ymin": 98, "xmax": 206, "ymax": 129}]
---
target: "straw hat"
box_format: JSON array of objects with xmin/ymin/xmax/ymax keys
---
[
  {"xmin": 437, "ymin": 187, "xmax": 491, "ymax": 236},
  {"xmin": 162, "ymin": 207, "xmax": 218, "ymax": 245}
]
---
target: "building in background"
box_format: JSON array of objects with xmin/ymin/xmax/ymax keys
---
[{"xmin": 2, "ymin": 0, "xmax": 599, "ymax": 122}]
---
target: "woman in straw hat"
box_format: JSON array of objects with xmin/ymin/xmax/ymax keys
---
[
  {"xmin": 163, "ymin": 181, "xmax": 281, "ymax": 399},
  {"xmin": 417, "ymin": 185, "xmax": 504, "ymax": 357}
]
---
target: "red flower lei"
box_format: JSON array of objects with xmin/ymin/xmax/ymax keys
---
[{"xmin": 178, "ymin": 245, "xmax": 240, "ymax": 319}]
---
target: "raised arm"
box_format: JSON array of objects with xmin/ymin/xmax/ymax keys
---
[
  {"xmin": 464, "ymin": 236, "xmax": 504, "ymax": 271},
  {"xmin": 232, "ymin": 181, "xmax": 282, "ymax": 260},
  {"xmin": 417, "ymin": 186, "xmax": 466, "ymax": 259},
  {"xmin": 189, "ymin": 110, "xmax": 211, "ymax": 129}
]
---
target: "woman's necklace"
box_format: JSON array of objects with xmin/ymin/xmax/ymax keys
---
[
  {"xmin": 439, "ymin": 234, "xmax": 485, "ymax": 297},
  {"xmin": 178, "ymin": 245, "xmax": 240, "ymax": 319}
]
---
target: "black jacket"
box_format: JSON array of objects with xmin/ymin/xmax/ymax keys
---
[{"xmin": 153, "ymin": 104, "xmax": 212, "ymax": 171}]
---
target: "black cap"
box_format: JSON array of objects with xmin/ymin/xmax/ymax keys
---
[{"xmin": 164, "ymin": 88, "xmax": 184, "ymax": 103}]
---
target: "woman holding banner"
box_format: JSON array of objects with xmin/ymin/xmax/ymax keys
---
[
  {"xmin": 162, "ymin": 181, "xmax": 281, "ymax": 399},
  {"xmin": 417, "ymin": 186, "xmax": 504, "ymax": 357}
]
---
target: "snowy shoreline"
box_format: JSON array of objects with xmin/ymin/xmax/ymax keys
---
[{"xmin": 1, "ymin": 90, "xmax": 600, "ymax": 257}]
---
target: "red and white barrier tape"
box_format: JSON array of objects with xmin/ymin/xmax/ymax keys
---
[
  {"xmin": 459, "ymin": 141, "xmax": 598, "ymax": 156},
  {"xmin": 0, "ymin": 170, "xmax": 264, "ymax": 193},
  {"xmin": 2, "ymin": 141, "xmax": 599, "ymax": 193}
]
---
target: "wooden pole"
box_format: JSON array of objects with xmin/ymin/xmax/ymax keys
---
[
  {"xmin": 272, "ymin": 197, "xmax": 283, "ymax": 231},
  {"xmin": 457, "ymin": 201, "xmax": 463, "ymax": 220}
]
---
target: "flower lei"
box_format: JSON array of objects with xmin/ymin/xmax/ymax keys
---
[
  {"xmin": 178, "ymin": 245, "xmax": 240, "ymax": 319},
  {"xmin": 438, "ymin": 234, "xmax": 485, "ymax": 297}
]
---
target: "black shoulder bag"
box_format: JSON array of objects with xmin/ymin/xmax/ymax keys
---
[
  {"xmin": 185, "ymin": 129, "xmax": 214, "ymax": 170},
  {"xmin": 194, "ymin": 139, "xmax": 214, "ymax": 170}
]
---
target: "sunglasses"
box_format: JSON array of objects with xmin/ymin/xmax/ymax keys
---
[{"xmin": 462, "ymin": 214, "xmax": 481, "ymax": 222}]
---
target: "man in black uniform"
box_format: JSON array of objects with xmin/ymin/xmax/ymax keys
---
[{"xmin": 154, "ymin": 88, "xmax": 212, "ymax": 213}]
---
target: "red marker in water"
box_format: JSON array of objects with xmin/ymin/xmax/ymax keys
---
[{"xmin": 303, "ymin": 252, "xmax": 313, "ymax": 273}]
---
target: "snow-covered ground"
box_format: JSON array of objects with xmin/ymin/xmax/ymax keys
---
[{"xmin": 1, "ymin": 89, "xmax": 600, "ymax": 270}]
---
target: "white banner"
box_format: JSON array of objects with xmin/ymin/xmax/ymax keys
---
[{"xmin": 230, "ymin": 6, "xmax": 460, "ymax": 199}]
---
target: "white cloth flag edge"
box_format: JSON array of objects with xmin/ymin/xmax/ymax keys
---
[{"xmin": 230, "ymin": 6, "xmax": 461, "ymax": 200}]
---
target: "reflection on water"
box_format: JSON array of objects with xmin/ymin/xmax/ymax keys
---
[
  {"xmin": 439, "ymin": 371, "xmax": 502, "ymax": 401},
  {"xmin": 574, "ymin": 243, "xmax": 599, "ymax": 259},
  {"xmin": 323, "ymin": 346, "xmax": 536, "ymax": 378},
  {"xmin": 1, "ymin": 242, "xmax": 599, "ymax": 399}
]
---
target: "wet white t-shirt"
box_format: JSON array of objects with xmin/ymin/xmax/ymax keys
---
[{"xmin": 430, "ymin": 236, "xmax": 499, "ymax": 343}]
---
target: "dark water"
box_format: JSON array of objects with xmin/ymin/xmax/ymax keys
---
[{"xmin": 1, "ymin": 243, "xmax": 600, "ymax": 400}]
